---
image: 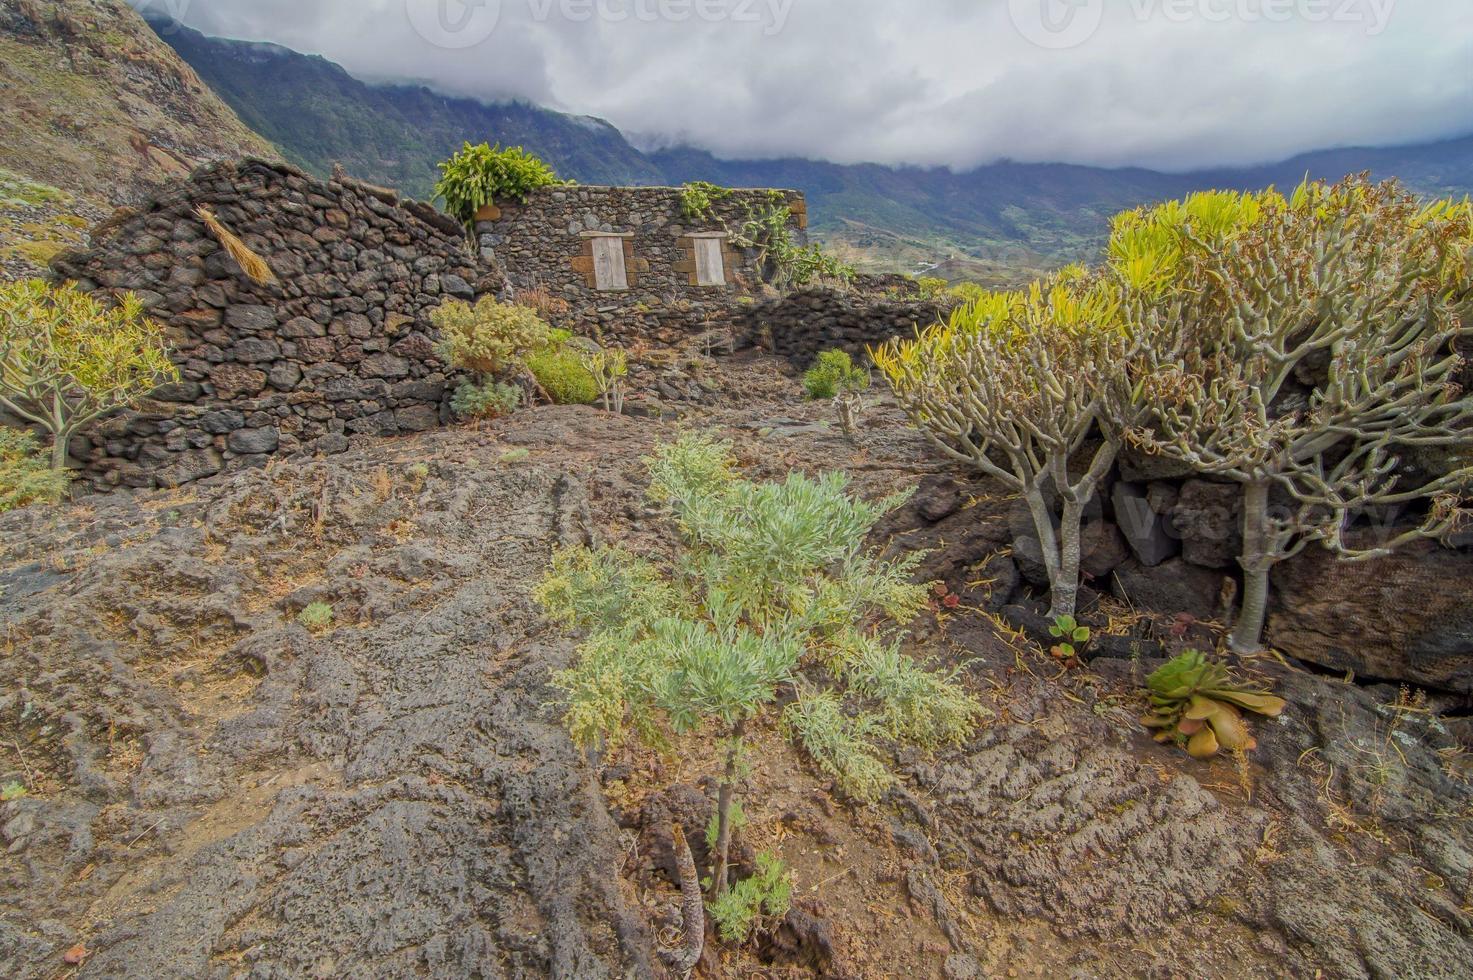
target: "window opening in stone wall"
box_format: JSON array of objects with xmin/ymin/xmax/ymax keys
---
[
  {"xmin": 591, "ymin": 235, "xmax": 629, "ymax": 291},
  {"xmin": 694, "ymin": 236, "xmax": 726, "ymax": 286}
]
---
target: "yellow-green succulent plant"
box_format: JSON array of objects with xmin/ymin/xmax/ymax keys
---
[{"xmin": 1142, "ymin": 651, "xmax": 1286, "ymax": 759}]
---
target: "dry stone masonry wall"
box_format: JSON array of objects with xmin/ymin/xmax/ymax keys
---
[
  {"xmin": 481, "ymin": 185, "xmax": 806, "ymax": 346},
  {"xmin": 736, "ymin": 284, "xmax": 949, "ymax": 369},
  {"xmin": 50, "ymin": 159, "xmax": 492, "ymax": 490}
]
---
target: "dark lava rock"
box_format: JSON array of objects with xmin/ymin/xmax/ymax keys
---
[
  {"xmin": 0, "ymin": 453, "xmax": 653, "ymax": 979},
  {"xmin": 1269, "ymin": 538, "xmax": 1473, "ymax": 692},
  {"xmin": 226, "ymin": 426, "xmax": 280, "ymax": 455},
  {"xmin": 1111, "ymin": 557, "xmax": 1228, "ymax": 622}
]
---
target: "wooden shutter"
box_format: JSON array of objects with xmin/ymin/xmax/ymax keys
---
[
  {"xmin": 592, "ymin": 236, "xmax": 629, "ymax": 291},
  {"xmin": 694, "ymin": 238, "xmax": 726, "ymax": 286}
]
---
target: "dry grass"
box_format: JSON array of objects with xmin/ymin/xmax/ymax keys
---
[
  {"xmin": 516, "ymin": 284, "xmax": 570, "ymax": 320},
  {"xmin": 196, "ymin": 206, "xmax": 276, "ymax": 285}
]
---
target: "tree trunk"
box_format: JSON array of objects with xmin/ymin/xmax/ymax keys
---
[
  {"xmin": 710, "ymin": 720, "xmax": 745, "ymax": 899},
  {"xmin": 1049, "ymin": 497, "xmax": 1084, "ymax": 619},
  {"xmin": 1022, "ymin": 484, "xmax": 1062, "ymax": 585},
  {"xmin": 50, "ymin": 432, "xmax": 69, "ymax": 472},
  {"xmin": 1231, "ymin": 479, "xmax": 1273, "ymax": 654}
]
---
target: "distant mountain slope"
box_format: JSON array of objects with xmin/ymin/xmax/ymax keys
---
[
  {"xmin": 150, "ymin": 20, "xmax": 1473, "ymax": 275},
  {"xmin": 653, "ymin": 136, "xmax": 1473, "ymax": 267},
  {"xmin": 149, "ymin": 19, "xmax": 663, "ymax": 197},
  {"xmin": 0, "ymin": 0, "xmax": 276, "ymax": 206}
]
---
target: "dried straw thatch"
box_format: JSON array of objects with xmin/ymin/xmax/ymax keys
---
[{"xmin": 194, "ymin": 205, "xmax": 276, "ymax": 285}]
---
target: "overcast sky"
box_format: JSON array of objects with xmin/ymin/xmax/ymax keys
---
[{"xmin": 135, "ymin": 0, "xmax": 1473, "ymax": 172}]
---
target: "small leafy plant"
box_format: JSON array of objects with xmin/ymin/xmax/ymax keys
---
[
  {"xmin": 803, "ymin": 349, "xmax": 871, "ymax": 441},
  {"xmin": 434, "ymin": 142, "xmax": 564, "ymax": 228},
  {"xmin": 451, "ymin": 380, "xmax": 522, "ymax": 421},
  {"xmin": 582, "ymin": 348, "xmax": 629, "ymax": 414},
  {"xmin": 1, "ymin": 780, "xmax": 27, "ymax": 802},
  {"xmin": 803, "ymin": 350, "xmax": 869, "ymax": 401},
  {"xmin": 0, "ymin": 429, "xmax": 70, "ymax": 512},
  {"xmin": 297, "ymin": 602, "xmax": 335, "ymax": 633},
  {"xmin": 679, "ymin": 181, "xmax": 734, "ymax": 221},
  {"xmin": 707, "ymin": 852, "xmax": 793, "ymax": 943},
  {"xmin": 1048, "ymin": 614, "xmax": 1091, "ymax": 661},
  {"xmin": 1141, "ymin": 651, "xmax": 1287, "ymax": 758}
]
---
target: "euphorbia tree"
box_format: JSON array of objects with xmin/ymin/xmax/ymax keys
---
[
  {"xmin": 0, "ymin": 280, "xmax": 178, "ymax": 470},
  {"xmin": 874, "ymin": 271, "xmax": 1130, "ymax": 618},
  {"xmin": 1117, "ymin": 178, "xmax": 1473, "ymax": 652},
  {"xmin": 536, "ymin": 435, "xmax": 981, "ymax": 932}
]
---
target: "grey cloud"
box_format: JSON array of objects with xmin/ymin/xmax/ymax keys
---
[{"xmin": 134, "ymin": 0, "xmax": 1473, "ymax": 171}]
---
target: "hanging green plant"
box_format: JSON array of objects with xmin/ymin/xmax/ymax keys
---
[{"xmin": 433, "ymin": 143, "xmax": 565, "ymax": 229}]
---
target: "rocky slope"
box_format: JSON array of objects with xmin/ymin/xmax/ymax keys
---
[
  {"xmin": 0, "ymin": 0, "xmax": 276, "ymax": 207},
  {"xmin": 3, "ymin": 349, "xmax": 1470, "ymax": 979}
]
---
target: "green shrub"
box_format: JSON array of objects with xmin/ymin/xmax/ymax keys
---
[
  {"xmin": 297, "ymin": 602, "xmax": 335, "ymax": 633},
  {"xmin": 803, "ymin": 350, "xmax": 870, "ymax": 401},
  {"xmin": 916, "ymin": 276, "xmax": 948, "ymax": 298},
  {"xmin": 0, "ymin": 280, "xmax": 179, "ymax": 470},
  {"xmin": 946, "ymin": 281, "xmax": 989, "ymax": 304},
  {"xmin": 434, "ymin": 142, "xmax": 564, "ymax": 228},
  {"xmin": 528, "ymin": 345, "xmax": 599, "ymax": 405},
  {"xmin": 431, "ymin": 298, "xmax": 551, "ymax": 381},
  {"xmin": 0, "ymin": 429, "xmax": 70, "ymax": 511},
  {"xmin": 707, "ymin": 853, "xmax": 792, "ymax": 943},
  {"xmin": 680, "ymin": 181, "xmax": 733, "ymax": 221},
  {"xmin": 537, "ymin": 434, "xmax": 984, "ymax": 923},
  {"xmin": 451, "ymin": 380, "xmax": 522, "ymax": 420}
]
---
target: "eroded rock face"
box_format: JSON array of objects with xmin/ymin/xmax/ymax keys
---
[
  {"xmin": 1270, "ymin": 540, "xmax": 1473, "ymax": 691},
  {"xmin": 0, "ymin": 446, "xmax": 652, "ymax": 979},
  {"xmin": 911, "ymin": 722, "xmax": 1258, "ymax": 939}
]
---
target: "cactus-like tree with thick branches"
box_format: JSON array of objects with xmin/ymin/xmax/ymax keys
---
[
  {"xmin": 1116, "ymin": 177, "xmax": 1473, "ymax": 652},
  {"xmin": 874, "ymin": 272, "xmax": 1132, "ymax": 618},
  {"xmin": 0, "ymin": 280, "xmax": 178, "ymax": 471}
]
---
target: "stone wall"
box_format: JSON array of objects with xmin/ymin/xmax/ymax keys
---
[
  {"xmin": 735, "ymin": 284, "xmax": 949, "ymax": 368},
  {"xmin": 996, "ymin": 445, "xmax": 1473, "ymax": 692},
  {"xmin": 49, "ymin": 158, "xmax": 492, "ymax": 490},
  {"xmin": 479, "ymin": 185, "xmax": 805, "ymax": 346}
]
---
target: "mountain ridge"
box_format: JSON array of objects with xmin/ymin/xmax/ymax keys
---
[
  {"xmin": 147, "ymin": 17, "xmax": 1473, "ymax": 277},
  {"xmin": 0, "ymin": 0, "xmax": 275, "ymax": 206}
]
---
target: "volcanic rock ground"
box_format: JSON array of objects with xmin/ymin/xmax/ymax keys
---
[{"xmin": 3, "ymin": 347, "xmax": 1471, "ymax": 979}]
